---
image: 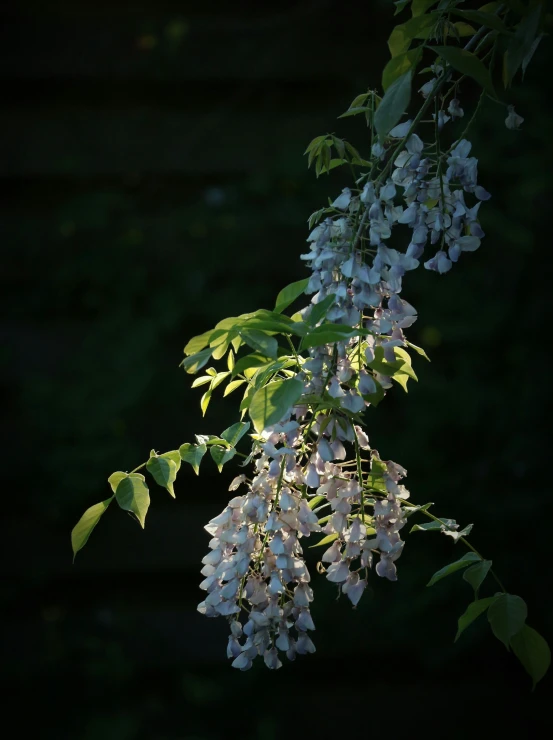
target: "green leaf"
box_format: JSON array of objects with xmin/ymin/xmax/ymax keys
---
[
  {"xmin": 307, "ymin": 495, "xmax": 325, "ymax": 510},
  {"xmin": 427, "ymin": 552, "xmax": 481, "ymax": 587},
  {"xmin": 191, "ymin": 375, "xmax": 212, "ymax": 388},
  {"xmin": 224, "ymin": 378, "xmax": 246, "ymax": 397},
  {"xmin": 307, "ymin": 295, "xmax": 337, "ymax": 327},
  {"xmin": 362, "ymin": 378, "xmax": 386, "ymax": 407},
  {"xmin": 179, "ymin": 442, "xmax": 207, "ymax": 475},
  {"xmin": 388, "ymin": 13, "xmax": 439, "ymax": 57},
  {"xmin": 337, "ymin": 107, "xmax": 371, "ymax": 119},
  {"xmin": 240, "ymin": 329, "xmax": 278, "ymax": 359},
  {"xmin": 463, "ymin": 559, "xmax": 492, "ymax": 593},
  {"xmin": 382, "ymin": 47, "xmax": 422, "ymax": 91},
  {"xmin": 442, "ymin": 522, "xmax": 473, "ymax": 543},
  {"xmin": 410, "ymin": 518, "xmax": 457, "ymax": 533},
  {"xmin": 115, "ymin": 473, "xmax": 150, "ymax": 528},
  {"xmin": 195, "ymin": 434, "xmax": 228, "ymax": 447},
  {"xmin": 300, "ymin": 323, "xmax": 364, "ymax": 350},
  {"xmin": 239, "ymin": 382, "xmax": 257, "ymax": 417},
  {"xmin": 274, "ymin": 278, "xmax": 309, "ymax": 314},
  {"xmin": 310, "ymin": 532, "xmax": 339, "ymax": 548},
  {"xmin": 252, "ymin": 358, "xmax": 297, "ymax": 388},
  {"xmin": 453, "ymin": 21, "xmax": 476, "ymax": 37},
  {"xmin": 394, "ymin": 347, "xmax": 417, "ymax": 379},
  {"xmin": 221, "ymin": 421, "xmax": 250, "ymax": 447},
  {"xmin": 249, "ymin": 378, "xmax": 304, "ymax": 433},
  {"xmin": 488, "ymin": 593, "xmax": 528, "ymax": 650},
  {"xmin": 406, "ymin": 340, "xmax": 430, "ymax": 361},
  {"xmin": 159, "ymin": 449, "xmax": 181, "ymax": 467},
  {"xmin": 304, "ymin": 134, "xmax": 326, "ymax": 155},
  {"xmin": 374, "ymin": 70, "xmax": 413, "ymax": 138},
  {"xmin": 108, "ymin": 471, "xmax": 128, "ymax": 494},
  {"xmin": 366, "ymin": 459, "xmax": 388, "ymax": 494},
  {"xmin": 210, "ymin": 445, "xmax": 236, "ymax": 472},
  {"xmin": 71, "ymin": 497, "xmax": 113, "ymax": 559},
  {"xmin": 210, "ymin": 371, "xmax": 230, "ymax": 390},
  {"xmin": 522, "ymin": 33, "xmax": 543, "ymax": 77},
  {"xmin": 392, "ymin": 372, "xmax": 410, "ymax": 392},
  {"xmin": 146, "ymin": 454, "xmax": 178, "ymax": 497},
  {"xmin": 319, "ymin": 158, "xmax": 349, "ymax": 175},
  {"xmin": 510, "ymin": 625, "xmax": 551, "ymax": 690},
  {"xmin": 183, "ymin": 330, "xmax": 217, "ymax": 356},
  {"xmin": 450, "ymin": 9, "xmax": 508, "ymax": 32},
  {"xmin": 182, "ymin": 347, "xmax": 213, "ymax": 374},
  {"xmin": 211, "ymin": 335, "xmax": 232, "ymax": 361},
  {"xmin": 232, "ymin": 352, "xmax": 273, "ymax": 378},
  {"xmin": 394, "ymin": 0, "xmax": 411, "ymax": 15},
  {"xmin": 455, "ymin": 596, "xmax": 498, "ymax": 642},
  {"xmin": 200, "ymin": 388, "xmax": 212, "ymax": 415},
  {"xmin": 431, "ymin": 46, "xmax": 495, "ymax": 96},
  {"xmin": 367, "ymin": 346, "xmax": 403, "ymax": 376},
  {"xmin": 503, "ymin": 4, "xmax": 543, "ymax": 86},
  {"xmin": 235, "ymin": 309, "xmax": 296, "ymax": 334}
]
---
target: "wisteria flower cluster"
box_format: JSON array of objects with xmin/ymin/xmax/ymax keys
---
[{"xmin": 72, "ymin": 0, "xmax": 550, "ymax": 688}]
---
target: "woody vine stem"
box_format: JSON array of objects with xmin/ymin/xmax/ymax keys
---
[{"xmin": 71, "ymin": 0, "xmax": 550, "ymax": 687}]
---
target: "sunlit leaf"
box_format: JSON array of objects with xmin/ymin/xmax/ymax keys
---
[
  {"xmin": 182, "ymin": 347, "xmax": 213, "ymax": 374},
  {"xmin": 406, "ymin": 340, "xmax": 430, "ymax": 361},
  {"xmin": 71, "ymin": 497, "xmax": 113, "ymax": 559},
  {"xmin": 179, "ymin": 442, "xmax": 207, "ymax": 475},
  {"xmin": 300, "ymin": 323, "xmax": 364, "ymax": 350},
  {"xmin": 307, "ymin": 295, "xmax": 337, "ymax": 327},
  {"xmin": 224, "ymin": 378, "xmax": 246, "ymax": 396},
  {"xmin": 249, "ymin": 378, "xmax": 304, "ymax": 433},
  {"xmin": 221, "ymin": 421, "xmax": 250, "ymax": 447},
  {"xmin": 115, "ymin": 473, "xmax": 150, "ymax": 528},
  {"xmin": 200, "ymin": 388, "xmax": 212, "ymax": 416},
  {"xmin": 274, "ymin": 278, "xmax": 309, "ymax": 314},
  {"xmin": 108, "ymin": 471, "xmax": 128, "ymax": 494},
  {"xmin": 240, "ymin": 329, "xmax": 278, "ymax": 359},
  {"xmin": 310, "ymin": 532, "xmax": 339, "ymax": 548},
  {"xmin": 146, "ymin": 454, "xmax": 178, "ymax": 497},
  {"xmin": 210, "ymin": 445, "xmax": 237, "ymax": 472}
]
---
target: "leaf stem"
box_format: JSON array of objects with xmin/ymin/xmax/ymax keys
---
[{"xmin": 398, "ymin": 497, "xmax": 507, "ymax": 593}]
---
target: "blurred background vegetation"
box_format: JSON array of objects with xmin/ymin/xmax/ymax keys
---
[{"xmin": 2, "ymin": 0, "xmax": 552, "ymax": 737}]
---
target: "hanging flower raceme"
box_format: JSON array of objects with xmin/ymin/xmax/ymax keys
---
[
  {"xmin": 70, "ymin": 4, "xmax": 549, "ymax": 689},
  {"xmin": 195, "ymin": 79, "xmax": 495, "ymax": 669}
]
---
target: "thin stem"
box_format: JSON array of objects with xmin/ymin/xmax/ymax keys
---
[
  {"xmin": 398, "ymin": 498, "xmax": 507, "ymax": 593},
  {"xmin": 352, "ymin": 427, "xmax": 366, "ymax": 524}
]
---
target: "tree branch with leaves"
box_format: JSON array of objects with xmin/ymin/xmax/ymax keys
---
[{"xmin": 72, "ymin": 0, "xmax": 550, "ymax": 688}]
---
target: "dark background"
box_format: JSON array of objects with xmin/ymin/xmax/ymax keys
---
[{"xmin": 2, "ymin": 0, "xmax": 552, "ymax": 738}]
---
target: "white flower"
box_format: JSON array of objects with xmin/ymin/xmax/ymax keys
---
[
  {"xmin": 332, "ymin": 188, "xmax": 352, "ymax": 210},
  {"xmin": 448, "ymin": 98, "xmax": 464, "ymax": 118},
  {"xmin": 326, "ymin": 559, "xmax": 350, "ymax": 583},
  {"xmin": 228, "ymin": 474, "xmax": 246, "ymax": 491},
  {"xmin": 389, "ymin": 119, "xmax": 413, "ymax": 138},
  {"xmin": 505, "ymin": 105, "xmax": 524, "ymax": 130},
  {"xmin": 419, "ymin": 78, "xmax": 436, "ymax": 98}
]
